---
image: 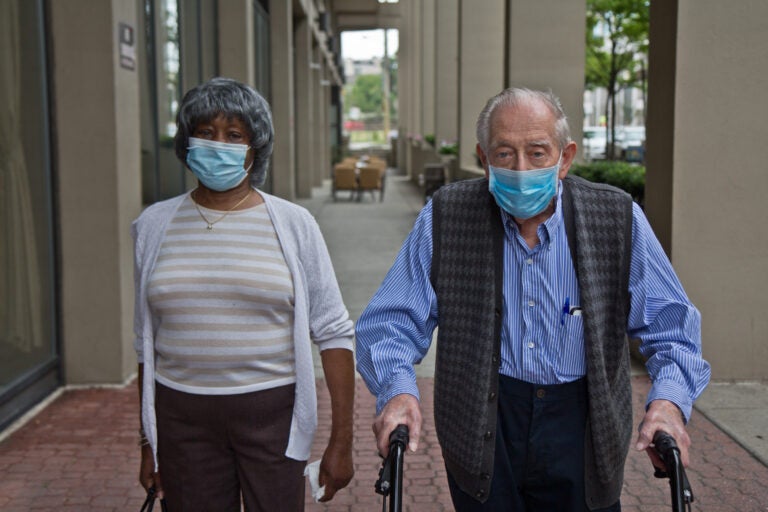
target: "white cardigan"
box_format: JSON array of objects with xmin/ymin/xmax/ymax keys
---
[{"xmin": 132, "ymin": 190, "xmax": 354, "ymax": 467}]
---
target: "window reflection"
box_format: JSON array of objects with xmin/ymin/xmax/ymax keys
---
[
  {"xmin": 160, "ymin": 0, "xmax": 180, "ymax": 139},
  {"xmin": 141, "ymin": 0, "xmax": 184, "ymax": 203},
  {"xmin": 0, "ymin": 0, "xmax": 58, "ymax": 410}
]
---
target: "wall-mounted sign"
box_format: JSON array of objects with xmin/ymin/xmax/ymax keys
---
[{"xmin": 119, "ymin": 22, "xmax": 135, "ymax": 71}]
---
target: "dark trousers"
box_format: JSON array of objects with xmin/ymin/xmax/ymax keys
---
[
  {"xmin": 446, "ymin": 375, "xmax": 620, "ymax": 512},
  {"xmin": 155, "ymin": 383, "xmax": 305, "ymax": 512}
]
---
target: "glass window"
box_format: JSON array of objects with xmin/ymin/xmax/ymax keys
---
[
  {"xmin": 0, "ymin": 0, "xmax": 60, "ymax": 429},
  {"xmin": 140, "ymin": 0, "xmax": 185, "ymax": 204},
  {"xmin": 253, "ymin": 0, "xmax": 272, "ymax": 193}
]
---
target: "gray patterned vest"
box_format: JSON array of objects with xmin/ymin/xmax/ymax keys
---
[{"xmin": 430, "ymin": 175, "xmax": 633, "ymax": 509}]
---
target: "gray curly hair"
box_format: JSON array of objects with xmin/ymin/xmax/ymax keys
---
[{"xmin": 174, "ymin": 77, "xmax": 273, "ymax": 187}]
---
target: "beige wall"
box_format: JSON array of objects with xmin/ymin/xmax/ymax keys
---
[
  {"xmin": 458, "ymin": 0, "xmax": 505, "ymax": 172},
  {"xmin": 295, "ymin": 16, "xmax": 315, "ymax": 198},
  {"xmin": 434, "ymin": 0, "xmax": 459, "ymax": 146},
  {"xmin": 420, "ymin": 0, "xmax": 436, "ymax": 139},
  {"xmin": 669, "ymin": 1, "xmax": 768, "ymax": 380},
  {"xmin": 218, "ymin": 0, "xmax": 255, "ymax": 84},
  {"xmin": 506, "ymin": 0, "xmax": 586, "ymax": 153},
  {"xmin": 269, "ymin": 0, "xmax": 296, "ymax": 199},
  {"xmin": 50, "ymin": 0, "xmax": 142, "ymax": 383}
]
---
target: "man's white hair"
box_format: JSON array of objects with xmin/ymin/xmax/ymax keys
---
[{"xmin": 475, "ymin": 88, "xmax": 572, "ymax": 152}]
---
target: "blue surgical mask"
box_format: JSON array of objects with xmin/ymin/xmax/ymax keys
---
[
  {"xmin": 186, "ymin": 137, "xmax": 251, "ymax": 191},
  {"xmin": 488, "ymin": 155, "xmax": 561, "ymax": 219}
]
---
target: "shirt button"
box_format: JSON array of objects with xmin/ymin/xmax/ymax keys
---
[
  {"xmin": 536, "ymin": 389, "xmax": 546, "ymax": 399},
  {"xmin": 526, "ymin": 258, "xmax": 533, "ymax": 264},
  {"xmin": 527, "ymin": 300, "xmax": 535, "ymax": 307},
  {"xmin": 527, "ymin": 342, "xmax": 535, "ymax": 349}
]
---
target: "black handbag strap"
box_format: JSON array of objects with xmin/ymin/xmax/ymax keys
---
[{"xmin": 140, "ymin": 487, "xmax": 168, "ymax": 512}]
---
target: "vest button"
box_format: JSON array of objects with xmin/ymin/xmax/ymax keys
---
[
  {"xmin": 475, "ymin": 490, "xmax": 485, "ymax": 498},
  {"xmin": 494, "ymin": 308, "xmax": 501, "ymax": 317},
  {"xmin": 488, "ymin": 391, "xmax": 496, "ymax": 401},
  {"xmin": 484, "ymin": 431, "xmax": 492, "ymax": 440},
  {"xmin": 480, "ymin": 473, "xmax": 491, "ymax": 481},
  {"xmin": 536, "ymin": 389, "xmax": 546, "ymax": 399}
]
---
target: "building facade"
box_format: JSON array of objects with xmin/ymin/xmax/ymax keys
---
[
  {"xmin": 2, "ymin": 0, "xmax": 766, "ymax": 432},
  {"xmin": 0, "ymin": 0, "xmax": 346, "ymax": 431}
]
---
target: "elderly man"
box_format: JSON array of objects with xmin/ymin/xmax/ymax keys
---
[{"xmin": 355, "ymin": 88, "xmax": 710, "ymax": 511}]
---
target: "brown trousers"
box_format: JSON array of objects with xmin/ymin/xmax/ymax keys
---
[{"xmin": 155, "ymin": 382, "xmax": 305, "ymax": 512}]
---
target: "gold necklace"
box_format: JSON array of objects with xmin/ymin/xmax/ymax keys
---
[{"xmin": 192, "ymin": 189, "xmax": 252, "ymax": 230}]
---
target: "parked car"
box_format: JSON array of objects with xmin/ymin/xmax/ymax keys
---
[
  {"xmin": 583, "ymin": 125, "xmax": 645, "ymax": 162},
  {"xmin": 583, "ymin": 126, "xmax": 608, "ymax": 160},
  {"xmin": 617, "ymin": 126, "xmax": 645, "ymax": 163}
]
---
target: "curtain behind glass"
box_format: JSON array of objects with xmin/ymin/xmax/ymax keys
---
[{"xmin": 0, "ymin": 0, "xmax": 44, "ymax": 354}]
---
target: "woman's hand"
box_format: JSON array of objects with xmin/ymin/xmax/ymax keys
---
[
  {"xmin": 317, "ymin": 436, "xmax": 354, "ymax": 501},
  {"xmin": 318, "ymin": 348, "xmax": 355, "ymax": 501},
  {"xmin": 139, "ymin": 444, "xmax": 164, "ymax": 498}
]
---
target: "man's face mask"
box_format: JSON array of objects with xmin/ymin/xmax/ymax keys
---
[
  {"xmin": 186, "ymin": 137, "xmax": 251, "ymax": 192},
  {"xmin": 487, "ymin": 154, "xmax": 561, "ymax": 219}
]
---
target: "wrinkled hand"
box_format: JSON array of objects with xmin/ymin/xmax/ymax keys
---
[
  {"xmin": 318, "ymin": 437, "xmax": 354, "ymax": 502},
  {"xmin": 373, "ymin": 394, "xmax": 422, "ymax": 457},
  {"xmin": 635, "ymin": 399, "xmax": 691, "ymax": 470},
  {"xmin": 139, "ymin": 444, "xmax": 164, "ymax": 498}
]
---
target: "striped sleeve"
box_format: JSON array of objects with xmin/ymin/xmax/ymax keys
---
[
  {"xmin": 355, "ymin": 202, "xmax": 438, "ymax": 413},
  {"xmin": 627, "ymin": 203, "xmax": 711, "ymax": 421}
]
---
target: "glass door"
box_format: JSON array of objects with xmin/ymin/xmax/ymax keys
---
[{"xmin": 0, "ymin": 0, "xmax": 60, "ymax": 430}]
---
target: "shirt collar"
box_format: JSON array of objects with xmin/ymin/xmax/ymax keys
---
[{"xmin": 499, "ymin": 180, "xmax": 564, "ymax": 248}]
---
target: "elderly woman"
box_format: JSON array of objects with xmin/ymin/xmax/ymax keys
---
[{"xmin": 132, "ymin": 77, "xmax": 354, "ymax": 511}]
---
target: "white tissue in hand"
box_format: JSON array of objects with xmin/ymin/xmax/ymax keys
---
[{"xmin": 304, "ymin": 459, "xmax": 326, "ymax": 502}]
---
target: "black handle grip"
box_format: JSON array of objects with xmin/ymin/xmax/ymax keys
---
[
  {"xmin": 652, "ymin": 431, "xmax": 694, "ymax": 511},
  {"xmin": 375, "ymin": 425, "xmax": 410, "ymax": 512},
  {"xmin": 389, "ymin": 424, "xmax": 410, "ymax": 450}
]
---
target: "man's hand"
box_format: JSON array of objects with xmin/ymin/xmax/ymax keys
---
[
  {"xmin": 318, "ymin": 437, "xmax": 354, "ymax": 502},
  {"xmin": 373, "ymin": 393, "xmax": 422, "ymax": 457},
  {"xmin": 635, "ymin": 399, "xmax": 691, "ymax": 470}
]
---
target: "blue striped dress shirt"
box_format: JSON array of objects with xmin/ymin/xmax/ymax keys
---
[{"xmin": 355, "ymin": 183, "xmax": 711, "ymax": 420}]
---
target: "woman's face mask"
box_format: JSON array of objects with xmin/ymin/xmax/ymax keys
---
[
  {"xmin": 487, "ymin": 153, "xmax": 561, "ymax": 219},
  {"xmin": 186, "ymin": 137, "xmax": 251, "ymax": 192}
]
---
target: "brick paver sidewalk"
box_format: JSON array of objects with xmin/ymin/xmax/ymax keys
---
[{"xmin": 0, "ymin": 376, "xmax": 766, "ymax": 511}]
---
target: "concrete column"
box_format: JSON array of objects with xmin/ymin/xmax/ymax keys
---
[
  {"xmin": 644, "ymin": 0, "xmax": 677, "ymax": 253},
  {"xmin": 662, "ymin": 1, "xmax": 768, "ymax": 380},
  {"xmin": 420, "ymin": 0, "xmax": 436, "ymax": 139},
  {"xmin": 49, "ymin": 0, "xmax": 142, "ymax": 383},
  {"xmin": 506, "ymin": 0, "xmax": 586, "ymax": 154},
  {"xmin": 434, "ymin": 0, "xmax": 459, "ymax": 146},
  {"xmin": 269, "ymin": 0, "xmax": 295, "ymax": 199},
  {"xmin": 409, "ymin": 0, "xmax": 422, "ymax": 138},
  {"xmin": 396, "ymin": 9, "xmax": 410, "ymax": 173},
  {"xmin": 217, "ymin": 0, "xmax": 254, "ymax": 84},
  {"xmin": 322, "ymin": 71, "xmax": 332, "ymax": 179},
  {"xmin": 312, "ymin": 45, "xmax": 324, "ymax": 186},
  {"xmin": 458, "ymin": 0, "xmax": 505, "ymax": 172},
  {"xmin": 295, "ymin": 17, "xmax": 315, "ymax": 198}
]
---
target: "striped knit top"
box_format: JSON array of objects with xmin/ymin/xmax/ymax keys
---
[{"xmin": 147, "ymin": 195, "xmax": 296, "ymax": 395}]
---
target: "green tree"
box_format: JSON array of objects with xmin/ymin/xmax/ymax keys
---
[
  {"xmin": 586, "ymin": 0, "xmax": 649, "ymax": 160},
  {"xmin": 345, "ymin": 74, "xmax": 384, "ymax": 114}
]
